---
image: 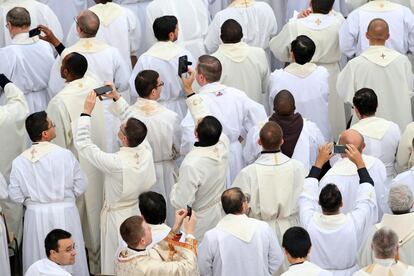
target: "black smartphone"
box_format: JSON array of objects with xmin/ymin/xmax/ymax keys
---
[
  {"xmin": 94, "ymin": 85, "xmax": 112, "ymax": 96},
  {"xmin": 333, "ymin": 145, "xmax": 347, "ymax": 154},
  {"xmin": 178, "ymin": 55, "xmax": 192, "ymax": 77},
  {"xmin": 186, "ymin": 205, "xmax": 192, "ymax": 217},
  {"xmin": 29, "ymin": 27, "xmax": 41, "ymax": 38}
]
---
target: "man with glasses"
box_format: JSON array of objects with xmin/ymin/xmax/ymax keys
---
[{"xmin": 8, "ymin": 111, "xmax": 89, "ymax": 275}]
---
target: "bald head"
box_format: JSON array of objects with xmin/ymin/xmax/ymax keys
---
[
  {"xmin": 259, "ymin": 121, "xmax": 283, "ymax": 151},
  {"xmin": 366, "ymin": 18, "xmax": 389, "ymax": 44},
  {"xmin": 76, "ymin": 10, "xmax": 100, "ymax": 38},
  {"xmin": 221, "ymin": 187, "xmax": 246, "ymax": 215},
  {"xmin": 273, "ymin": 90, "xmax": 295, "ymax": 116},
  {"xmin": 339, "ymin": 129, "xmax": 365, "ymax": 152}
]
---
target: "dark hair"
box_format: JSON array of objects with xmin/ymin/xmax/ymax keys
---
[
  {"xmin": 25, "ymin": 111, "xmax": 49, "ymax": 142},
  {"xmin": 125, "ymin": 118, "xmax": 147, "ymax": 147},
  {"xmin": 352, "ymin": 88, "xmax": 378, "ymax": 117},
  {"xmin": 282, "ymin": 227, "xmax": 312, "ymax": 258},
  {"xmin": 153, "ymin": 15, "xmax": 178, "ymax": 41},
  {"xmin": 64, "ymin": 52, "xmax": 88, "ymax": 79},
  {"xmin": 197, "ymin": 55, "xmax": 222, "ymax": 83},
  {"xmin": 221, "ymin": 187, "xmax": 246, "ymax": 214},
  {"xmin": 44, "ymin": 229, "xmax": 72, "ymax": 257},
  {"xmin": 220, "ymin": 19, "xmax": 243, "ymax": 44},
  {"xmin": 291, "ymin": 35, "xmax": 316, "ymax": 65},
  {"xmin": 273, "ymin": 90, "xmax": 295, "ymax": 116},
  {"xmin": 319, "ymin": 184, "xmax": 342, "ymax": 213},
  {"xmin": 120, "ymin": 216, "xmax": 145, "ymax": 247},
  {"xmin": 6, "ymin": 7, "xmax": 30, "ymax": 27},
  {"xmin": 311, "ymin": 0, "xmax": 335, "ymax": 14},
  {"xmin": 134, "ymin": 70, "xmax": 159, "ymax": 98},
  {"xmin": 139, "ymin": 191, "xmax": 166, "ymax": 225},
  {"xmin": 197, "ymin": 116, "xmax": 222, "ymax": 146}
]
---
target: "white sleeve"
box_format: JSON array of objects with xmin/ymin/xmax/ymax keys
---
[
  {"xmin": 266, "ymin": 226, "xmax": 284, "ymax": 274},
  {"xmin": 8, "ymin": 161, "xmax": 25, "ymax": 204},
  {"xmin": 112, "ymin": 48, "xmax": 132, "ymax": 101},
  {"xmin": 336, "ymin": 61, "xmax": 356, "ymax": 104},
  {"xmin": 71, "ymin": 154, "xmax": 88, "ymax": 197},
  {"xmin": 170, "ymin": 162, "xmax": 200, "ymax": 209},
  {"xmin": 126, "ymin": 8, "xmax": 140, "ymax": 58},
  {"xmin": 339, "ymin": 12, "xmax": 359, "ymax": 58},
  {"xmin": 204, "ymin": 15, "xmax": 221, "ymax": 54},
  {"xmin": 298, "ymin": 177, "xmax": 320, "ymax": 228},
  {"xmin": 269, "ymin": 24, "xmax": 292, "ymax": 62},
  {"xmin": 0, "ymin": 83, "xmax": 28, "ymax": 121},
  {"xmin": 242, "ymin": 125, "xmax": 261, "ymax": 165}
]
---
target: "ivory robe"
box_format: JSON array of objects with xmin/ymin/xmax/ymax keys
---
[
  {"xmin": 109, "ymin": 96, "xmax": 181, "ymax": 226},
  {"xmin": 203, "ymin": 0, "xmax": 230, "ymax": 17},
  {"xmin": 337, "ymin": 46, "xmax": 413, "ymax": 131},
  {"xmin": 0, "ymin": 0, "xmax": 63, "ymax": 47},
  {"xmin": 212, "ymin": 42, "xmax": 269, "ymax": 105},
  {"xmin": 9, "ymin": 142, "xmax": 89, "ymax": 275},
  {"xmin": 281, "ymin": 261, "xmax": 333, "ymax": 276},
  {"xmin": 233, "ymin": 152, "xmax": 307, "ymax": 242},
  {"xmin": 75, "ymin": 116, "xmax": 156, "ymax": 275},
  {"xmin": 350, "ymin": 117, "xmax": 400, "ymax": 178},
  {"xmin": 339, "ymin": 0, "xmax": 414, "ymax": 57},
  {"xmin": 0, "ymin": 33, "xmax": 54, "ymax": 113},
  {"xmin": 129, "ymin": 41, "xmax": 195, "ymax": 119},
  {"xmin": 25, "ymin": 258, "xmax": 72, "ymax": 276},
  {"xmin": 396, "ymin": 122, "xmax": 414, "ymax": 171},
  {"xmin": 146, "ymin": 0, "xmax": 209, "ymax": 60},
  {"xmin": 260, "ymin": 0, "xmax": 286, "ymax": 29},
  {"xmin": 171, "ymin": 94, "xmax": 228, "ymax": 241},
  {"xmin": 0, "ymin": 173, "xmax": 10, "ymax": 276},
  {"xmin": 354, "ymin": 261, "xmax": 414, "ymax": 276},
  {"xmin": 198, "ymin": 214, "xmax": 284, "ymax": 276},
  {"xmin": 205, "ymin": 0, "xmax": 277, "ymax": 56},
  {"xmin": 269, "ymin": 63, "xmax": 332, "ymax": 141},
  {"xmin": 270, "ymin": 11, "xmax": 346, "ymax": 139},
  {"xmin": 180, "ymin": 82, "xmax": 267, "ymax": 185},
  {"xmin": 286, "ymin": 0, "xmax": 348, "ymax": 20},
  {"xmin": 299, "ymin": 176, "xmax": 377, "ymax": 275}
]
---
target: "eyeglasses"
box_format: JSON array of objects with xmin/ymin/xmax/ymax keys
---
[
  {"xmin": 47, "ymin": 122, "xmax": 56, "ymax": 130},
  {"xmin": 155, "ymin": 81, "xmax": 164, "ymax": 89},
  {"xmin": 120, "ymin": 126, "xmax": 127, "ymax": 136}
]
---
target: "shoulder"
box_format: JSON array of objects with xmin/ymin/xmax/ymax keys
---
[{"xmin": 315, "ymin": 65, "xmax": 329, "ymax": 75}]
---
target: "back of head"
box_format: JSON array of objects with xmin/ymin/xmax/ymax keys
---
[
  {"xmin": 311, "ymin": 0, "xmax": 335, "ymax": 14},
  {"xmin": 259, "ymin": 121, "xmax": 283, "ymax": 151},
  {"xmin": 197, "ymin": 55, "xmax": 222, "ymax": 83},
  {"xmin": 44, "ymin": 229, "xmax": 72, "ymax": 257},
  {"xmin": 220, "ymin": 19, "xmax": 243, "ymax": 44},
  {"xmin": 221, "ymin": 187, "xmax": 246, "ymax": 214},
  {"xmin": 197, "ymin": 116, "xmax": 222, "ymax": 146},
  {"xmin": 291, "ymin": 35, "xmax": 316, "ymax": 65},
  {"xmin": 319, "ymin": 184, "xmax": 342, "ymax": 213},
  {"xmin": 138, "ymin": 191, "xmax": 166, "ymax": 225},
  {"xmin": 152, "ymin": 15, "xmax": 178, "ymax": 41},
  {"xmin": 6, "ymin": 7, "xmax": 31, "ymax": 27},
  {"xmin": 282, "ymin": 227, "xmax": 312, "ymax": 258},
  {"xmin": 134, "ymin": 70, "xmax": 159, "ymax": 98},
  {"xmin": 388, "ymin": 184, "xmax": 413, "ymax": 214},
  {"xmin": 120, "ymin": 216, "xmax": 145, "ymax": 248},
  {"xmin": 77, "ymin": 10, "xmax": 100, "ymax": 38},
  {"xmin": 367, "ymin": 18, "xmax": 389, "ymax": 42},
  {"xmin": 352, "ymin": 88, "xmax": 378, "ymax": 117},
  {"xmin": 125, "ymin": 118, "xmax": 147, "ymax": 147},
  {"xmin": 273, "ymin": 90, "xmax": 296, "ymax": 116},
  {"xmin": 371, "ymin": 227, "xmax": 399, "ymax": 259},
  {"xmin": 25, "ymin": 111, "xmax": 49, "ymax": 142},
  {"xmin": 338, "ymin": 129, "xmax": 365, "ymax": 152},
  {"xmin": 64, "ymin": 52, "xmax": 88, "ymax": 79}
]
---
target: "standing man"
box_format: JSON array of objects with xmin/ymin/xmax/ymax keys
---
[
  {"xmin": 286, "ymin": 0, "xmax": 348, "ymax": 20},
  {"xmin": 0, "ymin": 174, "xmax": 10, "ymax": 276}
]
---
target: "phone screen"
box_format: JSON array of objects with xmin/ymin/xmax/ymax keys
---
[
  {"xmin": 29, "ymin": 27, "xmax": 40, "ymax": 38},
  {"xmin": 333, "ymin": 145, "xmax": 347, "ymax": 154},
  {"xmin": 94, "ymin": 85, "xmax": 112, "ymax": 96}
]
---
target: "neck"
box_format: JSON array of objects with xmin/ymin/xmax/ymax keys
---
[
  {"xmin": 289, "ymin": 257, "xmax": 307, "ymax": 265},
  {"xmin": 11, "ymin": 28, "xmax": 28, "ymax": 39},
  {"xmin": 261, "ymin": 148, "xmax": 280, "ymax": 153},
  {"xmin": 360, "ymin": 114, "xmax": 375, "ymax": 119},
  {"xmin": 66, "ymin": 75, "xmax": 81, "ymax": 83},
  {"xmin": 369, "ymin": 41, "xmax": 386, "ymax": 46},
  {"xmin": 322, "ymin": 210, "xmax": 340, "ymax": 215}
]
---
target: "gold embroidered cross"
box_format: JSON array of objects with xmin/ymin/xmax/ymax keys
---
[
  {"xmin": 379, "ymin": 3, "xmax": 385, "ymax": 8},
  {"xmin": 30, "ymin": 148, "xmax": 37, "ymax": 160},
  {"xmin": 83, "ymin": 40, "xmax": 93, "ymax": 50},
  {"xmin": 140, "ymin": 103, "xmax": 155, "ymax": 116},
  {"xmin": 315, "ymin": 18, "xmax": 322, "ymax": 26},
  {"xmin": 380, "ymin": 53, "xmax": 386, "ymax": 59},
  {"xmin": 134, "ymin": 153, "xmax": 140, "ymax": 165}
]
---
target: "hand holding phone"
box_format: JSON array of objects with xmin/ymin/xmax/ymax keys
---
[
  {"xmin": 178, "ymin": 55, "xmax": 192, "ymax": 77},
  {"xmin": 93, "ymin": 85, "xmax": 112, "ymax": 96},
  {"xmin": 186, "ymin": 205, "xmax": 192, "ymax": 217},
  {"xmin": 29, "ymin": 27, "xmax": 41, "ymax": 38},
  {"xmin": 333, "ymin": 145, "xmax": 347, "ymax": 154}
]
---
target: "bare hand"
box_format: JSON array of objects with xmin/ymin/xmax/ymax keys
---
[
  {"xmin": 101, "ymin": 82, "xmax": 120, "ymax": 101},
  {"xmin": 180, "ymin": 68, "xmax": 195, "ymax": 96},
  {"xmin": 183, "ymin": 211, "xmax": 197, "ymax": 235},
  {"xmin": 345, "ymin": 144, "xmax": 365, "ymax": 169},
  {"xmin": 315, "ymin": 143, "xmax": 333, "ymax": 168},
  {"xmin": 172, "ymin": 208, "xmax": 188, "ymax": 233},
  {"xmin": 297, "ymin": 9, "xmax": 312, "ymax": 19},
  {"xmin": 83, "ymin": 91, "xmax": 97, "ymax": 115},
  {"xmin": 38, "ymin": 24, "xmax": 60, "ymax": 47}
]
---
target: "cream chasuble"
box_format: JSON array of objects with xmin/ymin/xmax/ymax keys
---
[
  {"xmin": 354, "ymin": 261, "xmax": 414, "ymax": 276},
  {"xmin": 396, "ymin": 122, "xmax": 414, "ymax": 172}
]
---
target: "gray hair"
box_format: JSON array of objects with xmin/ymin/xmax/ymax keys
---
[
  {"xmin": 6, "ymin": 7, "xmax": 31, "ymax": 27},
  {"xmin": 371, "ymin": 228, "xmax": 399, "ymax": 259},
  {"xmin": 388, "ymin": 184, "xmax": 413, "ymax": 214}
]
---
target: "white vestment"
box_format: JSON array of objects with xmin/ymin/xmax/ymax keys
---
[
  {"xmin": 0, "ymin": 33, "xmax": 54, "ymax": 113},
  {"xmin": 146, "ymin": 0, "xmax": 209, "ymax": 60},
  {"xmin": 9, "ymin": 142, "xmax": 89, "ymax": 275},
  {"xmin": 350, "ymin": 117, "xmax": 400, "ymax": 178},
  {"xmin": 269, "ymin": 63, "xmax": 331, "ymax": 141},
  {"xmin": 212, "ymin": 42, "xmax": 269, "ymax": 105},
  {"xmin": 282, "ymin": 261, "xmax": 333, "ymax": 276},
  {"xmin": 339, "ymin": 0, "xmax": 414, "ymax": 57},
  {"xmin": 260, "ymin": 0, "xmax": 286, "ymax": 29},
  {"xmin": 25, "ymin": 258, "xmax": 72, "ymax": 276},
  {"xmin": 109, "ymin": 96, "xmax": 181, "ymax": 226},
  {"xmin": 0, "ymin": 0, "xmax": 63, "ymax": 47},
  {"xmin": 129, "ymin": 41, "xmax": 195, "ymax": 119},
  {"xmin": 203, "ymin": 0, "xmax": 230, "ymax": 17},
  {"xmin": 396, "ymin": 122, "xmax": 414, "ymax": 171},
  {"xmin": 0, "ymin": 173, "xmax": 10, "ymax": 276},
  {"xmin": 198, "ymin": 214, "xmax": 284, "ymax": 276},
  {"xmin": 270, "ymin": 11, "xmax": 346, "ymax": 139},
  {"xmin": 299, "ymin": 177, "xmax": 377, "ymax": 276},
  {"xmin": 354, "ymin": 260, "xmax": 414, "ymax": 276},
  {"xmin": 286, "ymin": 0, "xmax": 348, "ymax": 20},
  {"xmin": 180, "ymin": 82, "xmax": 267, "ymax": 184},
  {"xmin": 170, "ymin": 94, "xmax": 228, "ymax": 241},
  {"xmin": 75, "ymin": 116, "xmax": 156, "ymax": 275},
  {"xmin": 337, "ymin": 46, "xmax": 413, "ymax": 131}
]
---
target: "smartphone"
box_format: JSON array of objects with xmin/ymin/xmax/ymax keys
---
[
  {"xmin": 94, "ymin": 85, "xmax": 112, "ymax": 96},
  {"xmin": 178, "ymin": 55, "xmax": 192, "ymax": 77},
  {"xmin": 29, "ymin": 27, "xmax": 41, "ymax": 38},
  {"xmin": 186, "ymin": 205, "xmax": 192, "ymax": 217},
  {"xmin": 333, "ymin": 145, "xmax": 347, "ymax": 154}
]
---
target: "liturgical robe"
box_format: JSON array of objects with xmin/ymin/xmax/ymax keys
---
[
  {"xmin": 286, "ymin": 0, "xmax": 348, "ymax": 20},
  {"xmin": 354, "ymin": 260, "xmax": 414, "ymax": 276},
  {"xmin": 0, "ymin": 173, "xmax": 10, "ymax": 276},
  {"xmin": 25, "ymin": 258, "xmax": 72, "ymax": 276},
  {"xmin": 396, "ymin": 122, "xmax": 414, "ymax": 171},
  {"xmin": 281, "ymin": 261, "xmax": 333, "ymax": 276}
]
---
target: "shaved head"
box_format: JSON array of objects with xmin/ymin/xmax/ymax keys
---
[
  {"xmin": 77, "ymin": 10, "xmax": 100, "ymax": 38},
  {"xmin": 259, "ymin": 121, "xmax": 283, "ymax": 151},
  {"xmin": 366, "ymin": 18, "xmax": 389, "ymax": 43},
  {"xmin": 273, "ymin": 90, "xmax": 295, "ymax": 116},
  {"xmin": 339, "ymin": 129, "xmax": 365, "ymax": 152}
]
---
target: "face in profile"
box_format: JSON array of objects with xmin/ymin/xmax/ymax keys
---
[{"xmin": 51, "ymin": 238, "xmax": 77, "ymax": 266}]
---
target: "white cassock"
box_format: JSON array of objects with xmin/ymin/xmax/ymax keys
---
[
  {"xmin": 281, "ymin": 261, "xmax": 333, "ymax": 276},
  {"xmin": 198, "ymin": 214, "xmax": 284, "ymax": 276},
  {"xmin": 66, "ymin": 2, "xmax": 140, "ymax": 68},
  {"xmin": 49, "ymin": 38, "xmax": 131, "ymax": 153},
  {"xmin": 270, "ymin": 11, "xmax": 346, "ymax": 139},
  {"xmin": 337, "ymin": 46, "xmax": 413, "ymax": 131},
  {"xmin": 233, "ymin": 152, "xmax": 307, "ymax": 242},
  {"xmin": 0, "ymin": 173, "xmax": 10, "ymax": 276},
  {"xmin": 146, "ymin": 0, "xmax": 209, "ymax": 60},
  {"xmin": 286, "ymin": 0, "xmax": 348, "ymax": 20},
  {"xmin": 320, "ymin": 155, "xmax": 386, "ymax": 218},
  {"xmin": 299, "ymin": 175, "xmax": 377, "ymax": 275},
  {"xmin": 170, "ymin": 94, "xmax": 228, "ymax": 241},
  {"xmin": 350, "ymin": 117, "xmax": 400, "ymax": 179},
  {"xmin": 0, "ymin": 0, "xmax": 63, "ymax": 47},
  {"xmin": 0, "ymin": 33, "xmax": 54, "ymax": 113},
  {"xmin": 339, "ymin": 0, "xmax": 414, "ymax": 57},
  {"xmin": 109, "ymin": 96, "xmax": 181, "ymax": 227},
  {"xmin": 203, "ymin": 0, "xmax": 230, "ymax": 17},
  {"xmin": 129, "ymin": 41, "xmax": 195, "ymax": 120},
  {"xmin": 259, "ymin": 0, "xmax": 286, "ymax": 30},
  {"xmin": 75, "ymin": 116, "xmax": 156, "ymax": 275},
  {"xmin": 212, "ymin": 42, "xmax": 269, "ymax": 105},
  {"xmin": 269, "ymin": 63, "xmax": 332, "ymax": 141},
  {"xmin": 396, "ymin": 122, "xmax": 414, "ymax": 172},
  {"xmin": 358, "ymin": 213, "xmax": 414, "ymax": 267},
  {"xmin": 45, "ymin": 74, "xmax": 107, "ymax": 274},
  {"xmin": 25, "ymin": 258, "xmax": 71, "ymax": 276},
  {"xmin": 9, "ymin": 142, "xmax": 89, "ymax": 275},
  {"xmin": 205, "ymin": 0, "xmax": 277, "ymax": 59},
  {"xmin": 354, "ymin": 261, "xmax": 414, "ymax": 276},
  {"xmin": 243, "ymin": 119, "xmax": 325, "ymax": 170},
  {"xmin": 180, "ymin": 82, "xmax": 267, "ymax": 185}
]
